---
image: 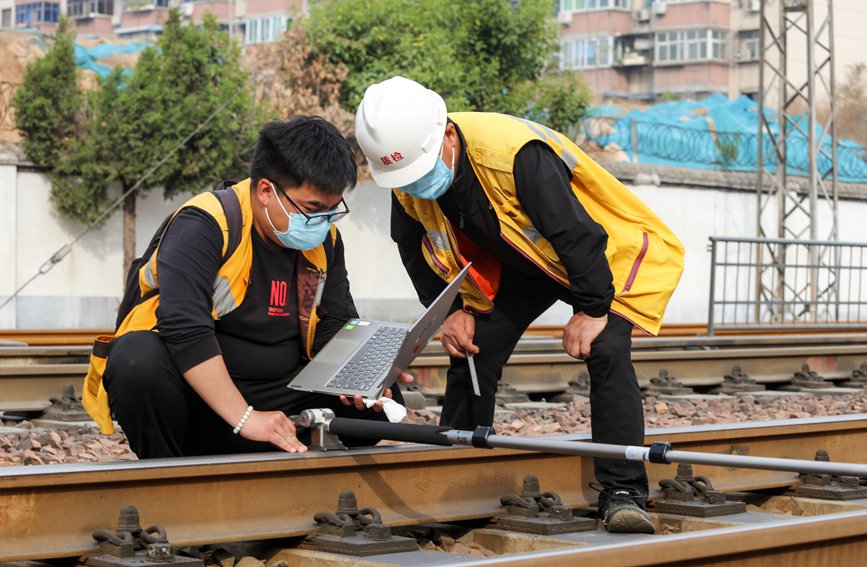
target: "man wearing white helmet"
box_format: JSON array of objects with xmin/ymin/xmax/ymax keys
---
[{"xmin": 355, "ymin": 76, "xmax": 684, "ymax": 534}]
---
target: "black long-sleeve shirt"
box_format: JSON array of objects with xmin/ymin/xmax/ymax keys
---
[
  {"xmin": 391, "ymin": 124, "xmax": 614, "ymax": 317},
  {"xmin": 154, "ymin": 206, "xmax": 358, "ymax": 380}
]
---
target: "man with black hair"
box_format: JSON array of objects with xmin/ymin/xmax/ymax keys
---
[{"xmin": 83, "ymin": 117, "xmax": 407, "ymax": 459}]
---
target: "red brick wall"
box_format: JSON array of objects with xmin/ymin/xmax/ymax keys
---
[
  {"xmin": 73, "ymin": 16, "xmax": 114, "ymax": 35},
  {"xmin": 655, "ymin": 1, "xmax": 730, "ymax": 29},
  {"xmin": 564, "ymin": 9, "xmax": 632, "ymax": 35},
  {"xmin": 654, "ymin": 61, "xmax": 729, "ymax": 93},
  {"xmin": 245, "ymin": 0, "xmax": 302, "ymax": 16}
]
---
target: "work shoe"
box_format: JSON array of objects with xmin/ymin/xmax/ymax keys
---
[{"xmin": 599, "ymin": 490, "xmax": 655, "ymax": 534}]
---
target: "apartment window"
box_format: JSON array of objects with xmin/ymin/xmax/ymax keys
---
[
  {"xmin": 560, "ymin": 0, "xmax": 629, "ymax": 12},
  {"xmin": 740, "ymin": 29, "xmax": 759, "ymax": 61},
  {"xmin": 16, "ymin": 2, "xmax": 60, "ymax": 25},
  {"xmin": 244, "ymin": 15, "xmax": 288, "ymax": 45},
  {"xmin": 560, "ymin": 37, "xmax": 615, "ymax": 70},
  {"xmin": 712, "ymin": 30, "xmax": 727, "ymax": 59},
  {"xmin": 2, "ymin": 8, "xmax": 12, "ymax": 27},
  {"xmin": 261, "ymin": 17, "xmax": 271, "ymax": 42},
  {"xmin": 656, "ymin": 29, "xmax": 728, "ymax": 63},
  {"xmin": 245, "ymin": 18, "xmax": 259, "ymax": 43},
  {"xmin": 67, "ymin": 0, "xmax": 114, "ymax": 17}
]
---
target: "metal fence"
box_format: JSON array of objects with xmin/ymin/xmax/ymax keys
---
[
  {"xmin": 579, "ymin": 116, "xmax": 867, "ymax": 182},
  {"xmin": 707, "ymin": 236, "xmax": 867, "ymax": 335}
]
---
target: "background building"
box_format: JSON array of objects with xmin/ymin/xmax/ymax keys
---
[
  {"xmin": 557, "ymin": 0, "xmax": 865, "ymax": 102},
  {"xmin": 3, "ymin": 0, "xmax": 305, "ymax": 43},
  {"xmin": 557, "ymin": 0, "xmax": 760, "ymax": 101},
  {"xmin": 1, "ymin": 0, "xmax": 16, "ymax": 29}
]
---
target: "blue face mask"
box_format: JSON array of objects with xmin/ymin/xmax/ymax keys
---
[
  {"xmin": 399, "ymin": 144, "xmax": 455, "ymax": 200},
  {"xmin": 265, "ymin": 186, "xmax": 331, "ymax": 251}
]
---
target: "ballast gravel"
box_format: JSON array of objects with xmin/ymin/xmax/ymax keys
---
[{"xmin": 2, "ymin": 391, "xmax": 867, "ymax": 466}]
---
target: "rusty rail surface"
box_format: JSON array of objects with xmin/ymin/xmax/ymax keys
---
[
  {"xmin": 4, "ymin": 323, "xmax": 865, "ymax": 347},
  {"xmin": 3, "ymin": 415, "xmax": 867, "ymax": 561},
  {"xmin": 0, "ymin": 329, "xmax": 112, "ymax": 347}
]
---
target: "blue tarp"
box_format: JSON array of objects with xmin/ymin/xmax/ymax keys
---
[
  {"xmin": 15, "ymin": 28, "xmax": 152, "ymax": 77},
  {"xmin": 15, "ymin": 27, "xmax": 150, "ymax": 77},
  {"xmin": 73, "ymin": 41, "xmax": 150, "ymax": 77},
  {"xmin": 584, "ymin": 94, "xmax": 867, "ymax": 183}
]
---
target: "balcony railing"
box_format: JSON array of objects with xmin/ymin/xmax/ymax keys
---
[
  {"xmin": 122, "ymin": 0, "xmax": 168, "ymax": 12},
  {"xmin": 67, "ymin": 0, "xmax": 114, "ymax": 18},
  {"xmin": 615, "ymin": 51, "xmax": 650, "ymax": 66}
]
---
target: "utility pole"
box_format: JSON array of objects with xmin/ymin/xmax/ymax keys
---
[
  {"xmin": 229, "ymin": 0, "xmax": 234, "ymax": 42},
  {"xmin": 756, "ymin": 0, "xmax": 839, "ymax": 323}
]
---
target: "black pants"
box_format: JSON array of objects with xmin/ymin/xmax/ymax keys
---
[
  {"xmin": 439, "ymin": 268, "xmax": 648, "ymax": 505},
  {"xmin": 103, "ymin": 331, "xmax": 403, "ymax": 459}
]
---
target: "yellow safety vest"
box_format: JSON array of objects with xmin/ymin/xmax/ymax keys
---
[
  {"xmin": 82, "ymin": 179, "xmax": 335, "ymax": 434},
  {"xmin": 394, "ymin": 112, "xmax": 684, "ymax": 335}
]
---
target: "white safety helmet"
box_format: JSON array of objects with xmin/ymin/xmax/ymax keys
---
[{"xmin": 355, "ymin": 76, "xmax": 447, "ymax": 188}]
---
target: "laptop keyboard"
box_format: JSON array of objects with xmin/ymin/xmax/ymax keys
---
[{"xmin": 325, "ymin": 326, "xmax": 408, "ymax": 393}]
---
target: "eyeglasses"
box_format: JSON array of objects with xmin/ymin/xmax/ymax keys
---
[{"xmin": 272, "ymin": 182, "xmax": 350, "ymax": 226}]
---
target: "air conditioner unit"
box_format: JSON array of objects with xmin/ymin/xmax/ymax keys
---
[
  {"xmin": 748, "ymin": 0, "xmax": 761, "ymax": 12},
  {"xmin": 636, "ymin": 8, "xmax": 650, "ymax": 22},
  {"xmin": 181, "ymin": 1, "xmax": 193, "ymax": 17},
  {"xmin": 652, "ymin": 2, "xmax": 667, "ymax": 16},
  {"xmin": 557, "ymin": 11, "xmax": 572, "ymax": 26}
]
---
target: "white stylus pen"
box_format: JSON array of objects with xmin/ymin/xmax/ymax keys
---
[{"xmin": 467, "ymin": 351, "xmax": 481, "ymax": 396}]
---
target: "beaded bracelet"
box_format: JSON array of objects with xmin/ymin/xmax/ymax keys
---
[{"xmin": 232, "ymin": 405, "xmax": 254, "ymax": 435}]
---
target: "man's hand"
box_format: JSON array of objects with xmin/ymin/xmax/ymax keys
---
[
  {"xmin": 341, "ymin": 372, "xmax": 415, "ymax": 411},
  {"xmin": 563, "ymin": 312, "xmax": 608, "ymax": 359},
  {"xmin": 440, "ymin": 310, "xmax": 479, "ymax": 359},
  {"xmin": 183, "ymin": 355, "xmax": 307, "ymax": 454},
  {"xmin": 240, "ymin": 410, "xmax": 307, "ymax": 453}
]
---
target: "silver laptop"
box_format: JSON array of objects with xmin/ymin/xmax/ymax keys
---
[{"xmin": 289, "ymin": 264, "xmax": 471, "ymax": 399}]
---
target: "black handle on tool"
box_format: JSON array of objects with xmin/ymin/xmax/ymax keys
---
[{"xmin": 328, "ymin": 418, "xmax": 455, "ymax": 446}]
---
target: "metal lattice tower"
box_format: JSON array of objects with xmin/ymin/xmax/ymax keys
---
[{"xmin": 756, "ymin": 0, "xmax": 839, "ymax": 323}]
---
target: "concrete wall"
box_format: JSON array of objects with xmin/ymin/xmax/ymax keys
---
[
  {"xmin": 2, "ymin": 164, "xmax": 866, "ymax": 330},
  {"xmin": 0, "ymin": 169, "xmax": 189, "ymax": 328},
  {"xmin": 0, "ymin": 163, "xmax": 17, "ymax": 328}
]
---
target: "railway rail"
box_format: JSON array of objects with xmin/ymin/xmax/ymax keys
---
[
  {"xmin": 4, "ymin": 415, "xmax": 867, "ymax": 564},
  {"xmin": 2, "ymin": 332, "xmax": 867, "ymax": 412},
  {"xmin": 2, "ymin": 323, "xmax": 863, "ymax": 346}
]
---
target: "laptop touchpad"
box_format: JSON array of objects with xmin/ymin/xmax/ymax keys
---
[{"xmin": 321, "ymin": 338, "xmax": 361, "ymax": 360}]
